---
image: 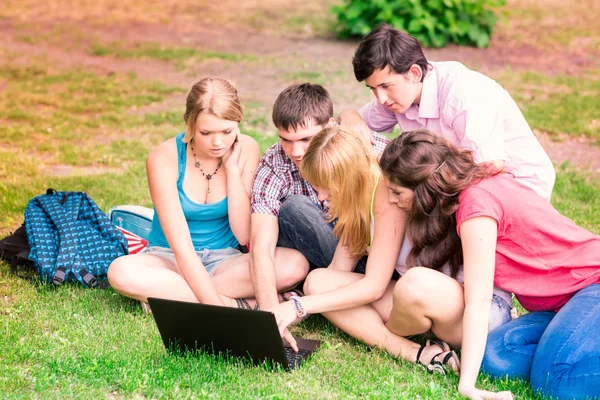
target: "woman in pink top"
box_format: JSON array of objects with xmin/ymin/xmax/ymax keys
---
[{"xmin": 379, "ymin": 129, "xmax": 600, "ymax": 400}]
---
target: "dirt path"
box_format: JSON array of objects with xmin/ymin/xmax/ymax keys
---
[{"xmin": 1, "ymin": 16, "xmax": 599, "ymax": 176}]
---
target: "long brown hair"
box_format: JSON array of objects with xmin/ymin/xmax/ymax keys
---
[
  {"xmin": 301, "ymin": 126, "xmax": 379, "ymax": 258},
  {"xmin": 379, "ymin": 129, "xmax": 497, "ymax": 277}
]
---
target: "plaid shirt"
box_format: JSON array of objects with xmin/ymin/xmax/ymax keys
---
[{"xmin": 251, "ymin": 132, "xmax": 390, "ymax": 216}]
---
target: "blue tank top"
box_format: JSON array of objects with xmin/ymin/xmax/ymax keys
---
[{"xmin": 147, "ymin": 133, "xmax": 239, "ymax": 251}]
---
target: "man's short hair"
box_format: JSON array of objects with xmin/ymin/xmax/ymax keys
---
[
  {"xmin": 272, "ymin": 83, "xmax": 333, "ymax": 131},
  {"xmin": 352, "ymin": 24, "xmax": 430, "ymax": 82}
]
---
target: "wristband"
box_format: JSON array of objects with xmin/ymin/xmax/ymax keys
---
[{"xmin": 290, "ymin": 296, "xmax": 307, "ymax": 318}]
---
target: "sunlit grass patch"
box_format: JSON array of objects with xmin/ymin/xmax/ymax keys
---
[
  {"xmin": 0, "ymin": 163, "xmax": 595, "ymax": 398},
  {"xmin": 552, "ymin": 163, "xmax": 600, "ymax": 234},
  {"xmin": 0, "ymin": 60, "xmax": 185, "ymax": 170},
  {"xmin": 90, "ymin": 41, "xmax": 258, "ymax": 70},
  {"xmin": 0, "ymin": 262, "xmax": 536, "ymax": 399},
  {"xmin": 498, "ymin": 69, "xmax": 600, "ymax": 141},
  {"xmin": 499, "ymin": 0, "xmax": 600, "ymax": 52}
]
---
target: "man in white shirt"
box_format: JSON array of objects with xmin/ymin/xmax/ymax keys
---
[{"xmin": 341, "ymin": 24, "xmax": 555, "ymax": 200}]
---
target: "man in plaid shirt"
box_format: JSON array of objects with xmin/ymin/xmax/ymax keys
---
[{"xmin": 249, "ymin": 83, "xmax": 388, "ymax": 347}]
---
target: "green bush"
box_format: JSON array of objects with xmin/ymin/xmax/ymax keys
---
[{"xmin": 333, "ymin": 0, "xmax": 506, "ymax": 48}]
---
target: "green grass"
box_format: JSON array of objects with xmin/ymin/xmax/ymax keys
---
[
  {"xmin": 89, "ymin": 41, "xmax": 261, "ymax": 73},
  {"xmin": 90, "ymin": 41, "xmax": 258, "ymax": 70},
  {"xmin": 0, "ymin": 275, "xmax": 537, "ymax": 399},
  {"xmin": 3, "ymin": 163, "xmax": 595, "ymax": 398},
  {"xmin": 2, "ymin": 40, "xmax": 600, "ymax": 399},
  {"xmin": 0, "ymin": 59, "xmax": 185, "ymax": 172},
  {"xmin": 498, "ymin": 70, "xmax": 600, "ymax": 142}
]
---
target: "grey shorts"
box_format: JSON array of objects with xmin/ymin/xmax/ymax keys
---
[
  {"xmin": 143, "ymin": 246, "xmax": 242, "ymax": 276},
  {"xmin": 489, "ymin": 294, "xmax": 513, "ymax": 332}
]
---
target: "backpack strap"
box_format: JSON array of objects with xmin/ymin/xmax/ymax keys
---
[
  {"xmin": 10, "ymin": 249, "xmax": 32, "ymax": 274},
  {"xmin": 36, "ymin": 192, "xmax": 83, "ymax": 286},
  {"xmin": 52, "ymin": 266, "xmax": 67, "ymax": 285},
  {"xmin": 79, "ymin": 268, "xmax": 99, "ymax": 288}
]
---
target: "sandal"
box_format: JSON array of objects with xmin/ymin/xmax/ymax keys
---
[
  {"xmin": 415, "ymin": 338, "xmax": 460, "ymax": 376},
  {"xmin": 235, "ymin": 289, "xmax": 303, "ymax": 311},
  {"xmin": 235, "ymin": 297, "xmax": 260, "ymax": 310},
  {"xmin": 280, "ymin": 288, "xmax": 304, "ymax": 303},
  {"xmin": 140, "ymin": 300, "xmax": 153, "ymax": 314}
]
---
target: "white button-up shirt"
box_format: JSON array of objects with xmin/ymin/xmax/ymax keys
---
[{"xmin": 360, "ymin": 61, "xmax": 555, "ymax": 200}]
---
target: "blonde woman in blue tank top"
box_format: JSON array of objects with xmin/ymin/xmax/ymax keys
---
[{"xmin": 108, "ymin": 77, "xmax": 309, "ymax": 309}]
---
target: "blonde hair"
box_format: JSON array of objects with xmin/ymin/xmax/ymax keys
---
[
  {"xmin": 300, "ymin": 125, "xmax": 378, "ymax": 258},
  {"xmin": 182, "ymin": 77, "xmax": 244, "ymax": 143}
]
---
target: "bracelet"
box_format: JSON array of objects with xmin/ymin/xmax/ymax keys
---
[{"xmin": 290, "ymin": 296, "xmax": 307, "ymax": 318}]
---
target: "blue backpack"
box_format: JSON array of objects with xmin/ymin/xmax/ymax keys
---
[{"xmin": 24, "ymin": 189, "xmax": 128, "ymax": 288}]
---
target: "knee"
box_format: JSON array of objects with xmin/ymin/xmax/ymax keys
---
[
  {"xmin": 304, "ymin": 268, "xmax": 336, "ymax": 295},
  {"xmin": 277, "ymin": 250, "xmax": 309, "ymax": 288},
  {"xmin": 392, "ymin": 267, "xmax": 433, "ymax": 309},
  {"xmin": 481, "ymin": 330, "xmax": 521, "ymax": 379},
  {"xmin": 107, "ymin": 255, "xmax": 137, "ymax": 293}
]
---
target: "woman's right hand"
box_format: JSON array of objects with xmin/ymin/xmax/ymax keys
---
[{"xmin": 459, "ymin": 386, "xmax": 513, "ymax": 400}]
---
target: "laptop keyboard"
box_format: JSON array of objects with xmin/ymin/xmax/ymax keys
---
[{"xmin": 284, "ymin": 347, "xmax": 312, "ymax": 369}]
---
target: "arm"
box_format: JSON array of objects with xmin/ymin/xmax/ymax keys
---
[
  {"xmin": 458, "ymin": 217, "xmax": 512, "ymax": 399},
  {"xmin": 147, "ymin": 141, "xmax": 224, "ymax": 306},
  {"xmin": 337, "ymin": 109, "xmax": 375, "ymax": 145},
  {"xmin": 223, "ymin": 132, "xmax": 260, "ymax": 245},
  {"xmin": 343, "ymin": 100, "xmax": 399, "ymax": 134},
  {"xmin": 249, "ymin": 213, "xmax": 281, "ymax": 311},
  {"xmin": 273, "ymin": 179, "xmax": 406, "ymax": 327},
  {"xmin": 451, "ymin": 101, "xmax": 505, "ymax": 170},
  {"xmin": 328, "ymin": 240, "xmax": 360, "ymax": 272}
]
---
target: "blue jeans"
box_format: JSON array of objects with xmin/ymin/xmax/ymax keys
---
[
  {"xmin": 277, "ymin": 195, "xmax": 369, "ymax": 273},
  {"xmin": 482, "ymin": 283, "xmax": 600, "ymax": 400}
]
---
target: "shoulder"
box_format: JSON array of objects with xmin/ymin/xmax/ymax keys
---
[
  {"xmin": 436, "ymin": 62, "xmax": 487, "ymax": 90},
  {"xmin": 373, "ymin": 176, "xmax": 407, "ymax": 227},
  {"xmin": 240, "ymin": 134, "xmax": 260, "ymax": 159},
  {"xmin": 240, "ymin": 134, "xmax": 259, "ymax": 150},
  {"xmin": 258, "ymin": 142, "xmax": 289, "ymax": 168},
  {"xmin": 459, "ymin": 176, "xmax": 502, "ymax": 204},
  {"xmin": 254, "ymin": 142, "xmax": 290, "ymax": 184},
  {"xmin": 436, "ymin": 62, "xmax": 500, "ymax": 108},
  {"xmin": 147, "ymin": 136, "xmax": 178, "ymax": 167},
  {"xmin": 456, "ymin": 176, "xmax": 507, "ymax": 227}
]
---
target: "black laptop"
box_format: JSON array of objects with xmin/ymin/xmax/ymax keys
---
[{"xmin": 147, "ymin": 297, "xmax": 321, "ymax": 370}]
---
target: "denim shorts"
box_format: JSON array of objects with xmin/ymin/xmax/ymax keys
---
[
  {"xmin": 489, "ymin": 294, "xmax": 513, "ymax": 332},
  {"xmin": 143, "ymin": 246, "xmax": 242, "ymax": 276}
]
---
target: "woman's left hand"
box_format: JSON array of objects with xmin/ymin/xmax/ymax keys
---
[
  {"xmin": 222, "ymin": 129, "xmax": 242, "ymax": 171},
  {"xmin": 272, "ymin": 300, "xmax": 298, "ymax": 336}
]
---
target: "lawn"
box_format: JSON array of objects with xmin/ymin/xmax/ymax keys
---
[{"xmin": 1, "ymin": 0, "xmax": 600, "ymax": 398}]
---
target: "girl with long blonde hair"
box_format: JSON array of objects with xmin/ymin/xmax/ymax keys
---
[
  {"xmin": 299, "ymin": 125, "xmax": 379, "ymax": 259},
  {"xmin": 272, "ymin": 126, "xmax": 515, "ymax": 380}
]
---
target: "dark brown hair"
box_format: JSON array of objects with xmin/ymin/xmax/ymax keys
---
[
  {"xmin": 353, "ymin": 24, "xmax": 430, "ymax": 82},
  {"xmin": 182, "ymin": 77, "xmax": 243, "ymax": 143},
  {"xmin": 379, "ymin": 129, "xmax": 497, "ymax": 277},
  {"xmin": 272, "ymin": 83, "xmax": 333, "ymax": 131}
]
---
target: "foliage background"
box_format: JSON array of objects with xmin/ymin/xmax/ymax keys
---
[{"xmin": 333, "ymin": 0, "xmax": 507, "ymax": 47}]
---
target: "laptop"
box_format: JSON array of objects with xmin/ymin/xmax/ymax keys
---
[{"xmin": 147, "ymin": 297, "xmax": 321, "ymax": 370}]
